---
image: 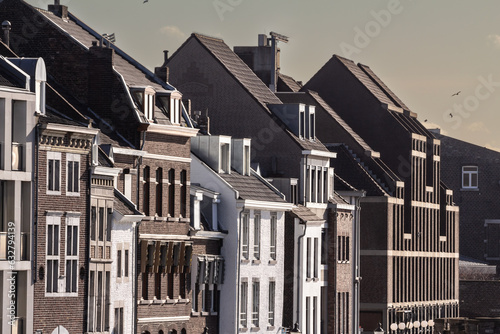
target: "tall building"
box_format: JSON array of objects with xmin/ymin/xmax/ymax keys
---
[
  {"xmin": 0, "ymin": 54, "xmax": 44, "ymax": 334},
  {"xmin": 191, "ymin": 134, "xmax": 293, "ymax": 334},
  {"xmin": 305, "ymin": 55, "xmax": 460, "ymax": 333},
  {"xmin": 164, "ymin": 33, "xmax": 357, "ymax": 334}
]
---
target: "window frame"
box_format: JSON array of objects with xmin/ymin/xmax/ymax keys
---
[
  {"xmin": 270, "ymin": 214, "xmax": 277, "ymax": 261},
  {"xmin": 66, "ymin": 153, "xmax": 81, "ymax": 196},
  {"xmin": 462, "ymin": 166, "xmax": 478, "ymax": 189},
  {"xmin": 64, "ymin": 215, "xmax": 79, "ymax": 295},
  {"xmin": 251, "ymin": 281, "xmax": 260, "ymax": 328},
  {"xmin": 240, "ymin": 281, "xmax": 248, "ymax": 328},
  {"xmin": 46, "ymin": 214, "xmax": 61, "ymax": 295},
  {"xmin": 47, "ymin": 151, "xmax": 62, "ymax": 195},
  {"xmin": 253, "ymin": 213, "xmax": 261, "ymax": 261},
  {"xmin": 241, "ymin": 213, "xmax": 249, "ymax": 260}
]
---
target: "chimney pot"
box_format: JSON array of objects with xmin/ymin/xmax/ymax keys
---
[
  {"xmin": 163, "ymin": 50, "xmax": 169, "ymax": 63},
  {"xmin": 2, "ymin": 20, "xmax": 11, "ymax": 47},
  {"xmin": 54, "ymin": 0, "xmax": 60, "ymax": 4}
]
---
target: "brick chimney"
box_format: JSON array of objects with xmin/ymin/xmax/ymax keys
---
[
  {"xmin": 154, "ymin": 50, "xmax": 170, "ymax": 83},
  {"xmin": 48, "ymin": 0, "xmax": 69, "ymax": 20}
]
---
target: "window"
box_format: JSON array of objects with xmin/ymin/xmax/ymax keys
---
[
  {"xmin": 156, "ymin": 168, "xmax": 163, "ymax": 216},
  {"xmin": 252, "ymin": 281, "xmax": 260, "ymax": 327},
  {"xmin": 314, "ymin": 237, "xmax": 318, "ymax": 278},
  {"xmin": 268, "ymin": 281, "xmax": 275, "ymax": 326},
  {"xmin": 309, "ymin": 112, "xmax": 316, "ymax": 140},
  {"xmin": 106, "ymin": 208, "xmax": 112, "ymax": 242},
  {"xmin": 306, "ymin": 237, "xmax": 311, "ymax": 278},
  {"xmin": 243, "ymin": 145, "xmax": 250, "ymax": 175},
  {"xmin": 306, "ymin": 296, "xmax": 310, "ymax": 334},
  {"xmin": 143, "ymin": 166, "xmax": 150, "ymax": 216},
  {"xmin": 47, "ymin": 151, "xmax": 61, "ymax": 194},
  {"xmin": 337, "ymin": 235, "xmax": 350, "ymax": 263},
  {"xmin": 321, "ymin": 229, "xmax": 328, "ymax": 265},
  {"xmin": 240, "ymin": 282, "xmax": 248, "ymax": 328},
  {"xmin": 270, "ymin": 215, "xmax": 277, "ymax": 260},
  {"xmin": 46, "ymin": 215, "xmax": 61, "ymax": 293},
  {"xmin": 462, "ymin": 166, "xmax": 478, "ymax": 189},
  {"xmin": 91, "ymin": 206, "xmax": 96, "ymax": 241},
  {"xmin": 180, "ymin": 170, "xmax": 187, "ymax": 217},
  {"xmin": 114, "ymin": 307, "xmax": 124, "ymax": 334},
  {"xmin": 117, "ymin": 249, "xmax": 122, "ymax": 278},
  {"xmin": 98, "ymin": 207, "xmax": 105, "ymax": 242},
  {"xmin": 168, "ymin": 169, "xmax": 175, "ymax": 217},
  {"xmin": 313, "ymin": 296, "xmax": 318, "ymax": 334},
  {"xmin": 124, "ymin": 249, "xmax": 129, "ymax": 277},
  {"xmin": 253, "ymin": 213, "xmax": 260, "ymax": 260},
  {"xmin": 35, "ymin": 79, "xmax": 46, "ymax": 115},
  {"xmin": 242, "ymin": 213, "xmax": 249, "ymax": 260},
  {"xmin": 144, "ymin": 92, "xmax": 155, "ymax": 121},
  {"xmin": 65, "ymin": 216, "xmax": 79, "ymax": 293},
  {"xmin": 299, "ymin": 110, "xmax": 305, "ymax": 139},
  {"xmin": 66, "ymin": 153, "xmax": 80, "ymax": 195},
  {"xmin": 88, "ymin": 269, "xmax": 111, "ymax": 332},
  {"xmin": 485, "ymin": 220, "xmax": 500, "ymax": 258},
  {"xmin": 220, "ymin": 143, "xmax": 230, "ymax": 173}
]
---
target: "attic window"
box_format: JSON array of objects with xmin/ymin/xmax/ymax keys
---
[
  {"xmin": 35, "ymin": 80, "xmax": 46, "ymax": 115},
  {"xmin": 309, "ymin": 112, "xmax": 315, "ymax": 140},
  {"xmin": 157, "ymin": 91, "xmax": 182, "ymax": 125},
  {"xmin": 299, "ymin": 109, "xmax": 305, "ymax": 139},
  {"xmin": 220, "ymin": 143, "xmax": 230, "ymax": 173},
  {"xmin": 131, "ymin": 87, "xmax": 155, "ymax": 122}
]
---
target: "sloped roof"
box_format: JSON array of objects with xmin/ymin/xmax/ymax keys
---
[
  {"xmin": 330, "ymin": 192, "xmax": 350, "ymax": 205},
  {"xmin": 0, "ymin": 69, "xmax": 22, "ymax": 88},
  {"xmin": 291, "ymin": 204, "xmax": 324, "ymax": 222},
  {"xmin": 278, "ymin": 73, "xmax": 302, "ymax": 92},
  {"xmin": 330, "ymin": 145, "xmax": 388, "ymax": 196},
  {"xmin": 334, "ymin": 174, "xmax": 359, "ymax": 192},
  {"xmin": 114, "ymin": 189, "xmax": 142, "ymax": 216},
  {"xmin": 219, "ymin": 171, "xmax": 287, "ymax": 203},
  {"xmin": 277, "ymin": 90, "xmax": 374, "ymax": 154},
  {"xmin": 192, "ymin": 33, "xmax": 282, "ymax": 106},
  {"xmin": 186, "ymin": 34, "xmax": 328, "ymax": 152}
]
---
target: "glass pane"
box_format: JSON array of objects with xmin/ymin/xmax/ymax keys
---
[
  {"xmin": 48, "ymin": 160, "xmax": 53, "ymax": 191},
  {"xmin": 48, "ymin": 225, "xmax": 53, "ymax": 256},
  {"xmin": 55, "ymin": 160, "xmax": 60, "ymax": 191},
  {"xmin": 47, "ymin": 260, "xmax": 53, "ymax": 292},
  {"xmin": 73, "ymin": 226, "xmax": 78, "ymax": 256},
  {"xmin": 72, "ymin": 260, "xmax": 77, "ymax": 292},
  {"xmin": 66, "ymin": 260, "xmax": 71, "ymax": 292},
  {"xmin": 54, "ymin": 225, "xmax": 59, "ymax": 255},
  {"xmin": 471, "ymin": 173, "xmax": 478, "ymax": 187},
  {"xmin": 53, "ymin": 260, "xmax": 58, "ymax": 292},
  {"xmin": 74, "ymin": 162, "xmax": 79, "ymax": 192},
  {"xmin": 68, "ymin": 161, "xmax": 73, "ymax": 192},
  {"xmin": 67, "ymin": 225, "xmax": 72, "ymax": 255}
]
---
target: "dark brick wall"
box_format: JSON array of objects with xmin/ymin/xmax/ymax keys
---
[
  {"xmin": 438, "ymin": 134, "xmax": 500, "ymax": 264},
  {"xmin": 34, "ymin": 146, "xmax": 91, "ymax": 333},
  {"xmin": 460, "ymin": 280, "xmax": 500, "ymax": 318}
]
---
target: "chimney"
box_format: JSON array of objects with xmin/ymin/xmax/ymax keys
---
[
  {"xmin": 154, "ymin": 50, "xmax": 170, "ymax": 82},
  {"xmin": 258, "ymin": 34, "xmax": 268, "ymax": 47},
  {"xmin": 48, "ymin": 0, "xmax": 68, "ymax": 20},
  {"xmin": 2, "ymin": 21, "xmax": 11, "ymax": 48}
]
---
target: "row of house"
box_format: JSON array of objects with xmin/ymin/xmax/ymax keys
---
[{"xmin": 0, "ymin": 0, "xmax": 464, "ymax": 334}]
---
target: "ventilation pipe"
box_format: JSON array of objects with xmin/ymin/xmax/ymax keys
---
[{"xmin": 2, "ymin": 20, "xmax": 11, "ymax": 48}]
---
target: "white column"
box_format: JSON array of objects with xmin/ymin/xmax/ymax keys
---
[
  {"xmin": 193, "ymin": 191, "xmax": 203, "ymax": 230},
  {"xmin": 212, "ymin": 196, "xmax": 220, "ymax": 231}
]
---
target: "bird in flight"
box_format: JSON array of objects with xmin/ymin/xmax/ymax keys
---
[
  {"xmin": 143, "ymin": 0, "xmax": 148, "ymax": 3},
  {"xmin": 451, "ymin": 91, "xmax": 461, "ymax": 97},
  {"xmin": 449, "ymin": 113, "xmax": 453, "ymax": 118},
  {"xmin": 424, "ymin": 119, "xmax": 427, "ymax": 122}
]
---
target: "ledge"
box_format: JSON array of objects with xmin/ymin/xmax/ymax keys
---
[
  {"xmin": 252, "ymin": 259, "xmax": 261, "ymax": 265},
  {"xmin": 250, "ymin": 327, "xmax": 260, "ymax": 332},
  {"xmin": 267, "ymin": 326, "xmax": 275, "ymax": 331},
  {"xmin": 268, "ymin": 260, "xmax": 277, "ymax": 265},
  {"xmin": 241, "ymin": 259, "xmax": 250, "ymax": 264}
]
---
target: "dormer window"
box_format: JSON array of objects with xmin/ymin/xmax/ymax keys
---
[
  {"xmin": 299, "ymin": 109, "xmax": 305, "ymax": 139},
  {"xmin": 220, "ymin": 143, "xmax": 230, "ymax": 173},
  {"xmin": 157, "ymin": 91, "xmax": 182, "ymax": 125},
  {"xmin": 35, "ymin": 79, "xmax": 46, "ymax": 115},
  {"xmin": 131, "ymin": 86, "xmax": 155, "ymax": 122},
  {"xmin": 306, "ymin": 105, "xmax": 315, "ymax": 140}
]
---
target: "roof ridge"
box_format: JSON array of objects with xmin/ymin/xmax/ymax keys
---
[{"xmin": 192, "ymin": 32, "xmax": 224, "ymax": 43}]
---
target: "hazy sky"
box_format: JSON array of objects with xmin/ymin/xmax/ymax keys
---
[{"xmin": 25, "ymin": 0, "xmax": 500, "ymax": 150}]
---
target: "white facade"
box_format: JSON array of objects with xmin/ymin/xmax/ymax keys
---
[
  {"xmin": 0, "ymin": 56, "xmax": 45, "ymax": 334},
  {"xmin": 191, "ymin": 136, "xmax": 293, "ymax": 334}
]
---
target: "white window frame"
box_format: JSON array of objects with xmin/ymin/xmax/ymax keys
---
[
  {"xmin": 220, "ymin": 143, "xmax": 230, "ymax": 173},
  {"xmin": 65, "ymin": 215, "xmax": 79, "ymax": 295},
  {"xmin": 252, "ymin": 281, "xmax": 260, "ymax": 328},
  {"xmin": 241, "ymin": 213, "xmax": 249, "ymax": 260},
  {"xmin": 462, "ymin": 166, "xmax": 478, "ymax": 189},
  {"xmin": 35, "ymin": 79, "xmax": 46, "ymax": 115},
  {"xmin": 253, "ymin": 213, "xmax": 261, "ymax": 261},
  {"xmin": 270, "ymin": 214, "xmax": 277, "ymax": 261},
  {"xmin": 144, "ymin": 92, "xmax": 155, "ymax": 121},
  {"xmin": 46, "ymin": 213, "xmax": 62, "ymax": 296},
  {"xmin": 114, "ymin": 307, "xmax": 124, "ymax": 334},
  {"xmin": 66, "ymin": 153, "xmax": 81, "ymax": 196},
  {"xmin": 240, "ymin": 281, "xmax": 248, "ymax": 328},
  {"xmin": 47, "ymin": 151, "xmax": 62, "ymax": 195},
  {"xmin": 268, "ymin": 280, "xmax": 275, "ymax": 326}
]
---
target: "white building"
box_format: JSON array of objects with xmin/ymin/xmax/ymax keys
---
[
  {"xmin": 0, "ymin": 55, "xmax": 45, "ymax": 334},
  {"xmin": 191, "ymin": 135, "xmax": 293, "ymax": 334}
]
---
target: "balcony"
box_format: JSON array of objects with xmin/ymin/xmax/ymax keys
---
[
  {"xmin": 11, "ymin": 142, "xmax": 24, "ymax": 171},
  {"xmin": 0, "ymin": 232, "xmax": 29, "ymax": 261}
]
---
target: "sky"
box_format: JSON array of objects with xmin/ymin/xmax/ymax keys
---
[{"xmin": 25, "ymin": 0, "xmax": 500, "ymax": 151}]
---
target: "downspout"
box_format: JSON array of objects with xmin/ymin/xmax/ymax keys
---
[
  {"xmin": 133, "ymin": 220, "xmax": 140, "ymax": 334},
  {"xmin": 353, "ymin": 192, "xmax": 365, "ymax": 334},
  {"xmin": 33, "ymin": 122, "xmax": 40, "ymax": 284},
  {"xmin": 235, "ymin": 208, "xmax": 243, "ymax": 333},
  {"xmin": 296, "ymin": 220, "xmax": 307, "ymax": 325}
]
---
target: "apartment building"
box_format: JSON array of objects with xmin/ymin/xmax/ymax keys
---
[
  {"xmin": 191, "ymin": 135, "xmax": 293, "ymax": 334},
  {"xmin": 164, "ymin": 33, "xmax": 356, "ymax": 334},
  {"xmin": 305, "ymin": 55, "xmax": 460, "ymax": 333},
  {"xmin": 0, "ymin": 55, "xmax": 43, "ymax": 334}
]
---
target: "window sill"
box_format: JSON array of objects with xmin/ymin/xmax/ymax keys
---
[
  {"xmin": 241, "ymin": 259, "xmax": 250, "ymax": 264},
  {"xmin": 306, "ymin": 277, "xmax": 313, "ymax": 282},
  {"xmin": 191, "ymin": 311, "xmax": 200, "ymax": 317},
  {"xmin": 268, "ymin": 260, "xmax": 277, "ymax": 265},
  {"xmin": 252, "ymin": 259, "xmax": 261, "ymax": 265},
  {"xmin": 46, "ymin": 190, "xmax": 61, "ymax": 196},
  {"xmin": 267, "ymin": 326, "xmax": 275, "ymax": 331},
  {"xmin": 201, "ymin": 311, "xmax": 210, "ymax": 316},
  {"xmin": 66, "ymin": 192, "xmax": 80, "ymax": 197},
  {"xmin": 239, "ymin": 328, "xmax": 248, "ymax": 333},
  {"xmin": 250, "ymin": 327, "xmax": 260, "ymax": 332},
  {"xmin": 460, "ymin": 188, "xmax": 479, "ymax": 192}
]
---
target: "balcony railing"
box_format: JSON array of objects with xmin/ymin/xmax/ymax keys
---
[
  {"xmin": 11, "ymin": 142, "xmax": 23, "ymax": 171},
  {"xmin": 0, "ymin": 232, "xmax": 29, "ymax": 261}
]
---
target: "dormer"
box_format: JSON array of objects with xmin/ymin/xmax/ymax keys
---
[
  {"xmin": 7, "ymin": 57, "xmax": 47, "ymax": 115},
  {"xmin": 231, "ymin": 138, "xmax": 251, "ymax": 176},
  {"xmin": 191, "ymin": 135, "xmax": 232, "ymax": 174},
  {"xmin": 267, "ymin": 103, "xmax": 306, "ymax": 138},
  {"xmin": 305, "ymin": 105, "xmax": 315, "ymax": 140},
  {"xmin": 130, "ymin": 86, "xmax": 155, "ymax": 121},
  {"xmin": 156, "ymin": 90, "xmax": 182, "ymax": 125}
]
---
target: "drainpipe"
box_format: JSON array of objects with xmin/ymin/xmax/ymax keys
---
[
  {"xmin": 133, "ymin": 220, "xmax": 140, "ymax": 334},
  {"xmin": 296, "ymin": 220, "xmax": 307, "ymax": 325},
  {"xmin": 353, "ymin": 191, "xmax": 365, "ymax": 334},
  {"xmin": 235, "ymin": 208, "xmax": 243, "ymax": 333},
  {"xmin": 33, "ymin": 122, "xmax": 40, "ymax": 283}
]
